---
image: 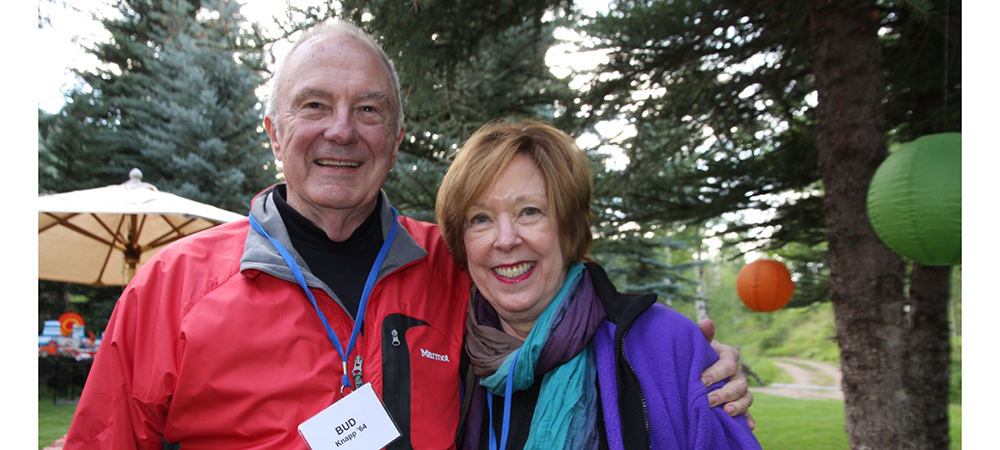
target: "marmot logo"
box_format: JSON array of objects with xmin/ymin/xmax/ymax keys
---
[{"xmin": 420, "ymin": 348, "xmax": 450, "ymax": 362}]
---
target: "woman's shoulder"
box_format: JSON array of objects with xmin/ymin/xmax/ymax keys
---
[
  {"xmin": 616, "ymin": 303, "xmax": 719, "ymax": 376},
  {"xmin": 631, "ymin": 303, "xmax": 706, "ymax": 344}
]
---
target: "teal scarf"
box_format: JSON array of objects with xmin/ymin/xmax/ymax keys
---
[{"xmin": 478, "ymin": 263, "xmax": 600, "ymax": 450}]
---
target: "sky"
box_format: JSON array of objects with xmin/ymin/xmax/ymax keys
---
[{"xmin": 15, "ymin": 1, "xmax": 994, "ymax": 447}]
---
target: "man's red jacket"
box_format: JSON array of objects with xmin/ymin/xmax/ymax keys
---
[{"xmin": 65, "ymin": 188, "xmax": 470, "ymax": 449}]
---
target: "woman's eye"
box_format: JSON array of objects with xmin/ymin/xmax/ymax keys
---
[
  {"xmin": 467, "ymin": 214, "xmax": 494, "ymax": 228},
  {"xmin": 523, "ymin": 208, "xmax": 537, "ymax": 216}
]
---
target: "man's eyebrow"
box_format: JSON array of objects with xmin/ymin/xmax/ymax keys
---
[
  {"xmin": 359, "ymin": 91, "xmax": 391, "ymax": 103},
  {"xmin": 289, "ymin": 88, "xmax": 330, "ymax": 107}
]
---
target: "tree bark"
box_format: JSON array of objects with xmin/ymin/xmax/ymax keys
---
[
  {"xmin": 695, "ymin": 232, "xmax": 710, "ymax": 322},
  {"xmin": 808, "ymin": 1, "xmax": 912, "ymax": 448},
  {"xmin": 907, "ymin": 264, "xmax": 952, "ymax": 450},
  {"xmin": 696, "ymin": 262, "xmax": 709, "ymax": 322}
]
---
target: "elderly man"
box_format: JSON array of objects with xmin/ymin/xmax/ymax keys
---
[{"xmin": 65, "ymin": 20, "xmax": 751, "ymax": 450}]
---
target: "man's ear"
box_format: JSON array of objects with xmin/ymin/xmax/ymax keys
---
[
  {"xmin": 390, "ymin": 126, "xmax": 405, "ymax": 167},
  {"xmin": 264, "ymin": 116, "xmax": 281, "ymax": 159}
]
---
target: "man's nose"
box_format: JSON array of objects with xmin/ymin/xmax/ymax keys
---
[{"xmin": 324, "ymin": 109, "xmax": 358, "ymax": 144}]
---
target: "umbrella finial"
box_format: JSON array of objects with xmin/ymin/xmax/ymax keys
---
[{"xmin": 123, "ymin": 168, "xmax": 158, "ymax": 191}]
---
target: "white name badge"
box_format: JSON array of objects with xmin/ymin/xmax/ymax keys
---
[{"xmin": 298, "ymin": 383, "xmax": 401, "ymax": 450}]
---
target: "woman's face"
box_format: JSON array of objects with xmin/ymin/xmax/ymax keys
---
[{"xmin": 463, "ymin": 153, "xmax": 567, "ymax": 339}]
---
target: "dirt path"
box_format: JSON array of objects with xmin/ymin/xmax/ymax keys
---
[{"xmin": 750, "ymin": 357, "xmax": 844, "ymax": 401}]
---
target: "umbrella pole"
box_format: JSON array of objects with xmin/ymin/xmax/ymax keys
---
[
  {"xmin": 125, "ymin": 221, "xmax": 140, "ymax": 285},
  {"xmin": 124, "ymin": 248, "xmax": 139, "ymax": 284}
]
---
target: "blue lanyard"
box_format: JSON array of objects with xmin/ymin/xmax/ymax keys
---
[
  {"xmin": 247, "ymin": 205, "xmax": 399, "ymax": 390},
  {"xmin": 486, "ymin": 348, "xmax": 522, "ymax": 450}
]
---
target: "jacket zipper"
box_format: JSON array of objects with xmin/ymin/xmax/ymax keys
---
[
  {"xmin": 352, "ymin": 355, "xmax": 364, "ymax": 389},
  {"xmin": 619, "ymin": 326, "xmax": 651, "ymax": 446},
  {"xmin": 382, "ymin": 314, "xmax": 429, "ymax": 450}
]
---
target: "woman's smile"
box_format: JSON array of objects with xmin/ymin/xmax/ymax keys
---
[{"xmin": 492, "ymin": 261, "xmax": 536, "ymax": 283}]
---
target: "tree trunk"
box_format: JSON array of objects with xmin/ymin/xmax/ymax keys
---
[
  {"xmin": 695, "ymin": 262, "xmax": 709, "ymax": 323},
  {"xmin": 907, "ymin": 264, "xmax": 952, "ymax": 450},
  {"xmin": 695, "ymin": 231, "xmax": 709, "ymax": 322},
  {"xmin": 808, "ymin": 1, "xmax": 913, "ymax": 448}
]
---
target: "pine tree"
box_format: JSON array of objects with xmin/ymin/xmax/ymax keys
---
[
  {"xmin": 67, "ymin": 0, "xmax": 198, "ymax": 183},
  {"xmin": 578, "ymin": 0, "xmax": 821, "ymax": 241},
  {"xmin": 41, "ymin": 0, "xmax": 275, "ymax": 211},
  {"xmin": 38, "ymin": 91, "xmax": 112, "ymax": 194},
  {"xmin": 116, "ymin": 0, "xmax": 276, "ymax": 213}
]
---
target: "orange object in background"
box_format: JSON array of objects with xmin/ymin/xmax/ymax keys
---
[
  {"xmin": 736, "ymin": 259, "xmax": 795, "ymax": 312},
  {"xmin": 59, "ymin": 312, "xmax": 85, "ymax": 337}
]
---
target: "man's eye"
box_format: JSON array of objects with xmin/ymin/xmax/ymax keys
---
[
  {"xmin": 356, "ymin": 105, "xmax": 386, "ymax": 125},
  {"xmin": 304, "ymin": 102, "xmax": 325, "ymax": 110}
]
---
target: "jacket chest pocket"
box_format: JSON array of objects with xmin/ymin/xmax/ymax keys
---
[{"xmin": 381, "ymin": 313, "xmax": 460, "ymax": 450}]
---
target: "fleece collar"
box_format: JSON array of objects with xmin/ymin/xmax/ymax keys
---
[{"xmin": 240, "ymin": 184, "xmax": 427, "ymax": 300}]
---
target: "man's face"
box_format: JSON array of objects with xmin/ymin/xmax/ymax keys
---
[{"xmin": 266, "ymin": 34, "xmax": 403, "ymax": 229}]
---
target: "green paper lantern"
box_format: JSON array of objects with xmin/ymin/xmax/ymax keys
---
[{"xmin": 866, "ymin": 133, "xmax": 961, "ymax": 266}]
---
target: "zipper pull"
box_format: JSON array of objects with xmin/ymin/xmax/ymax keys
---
[
  {"xmin": 391, "ymin": 329, "xmax": 400, "ymax": 347},
  {"xmin": 352, "ymin": 355, "xmax": 364, "ymax": 389}
]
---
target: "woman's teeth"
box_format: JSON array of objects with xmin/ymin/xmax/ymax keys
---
[{"xmin": 494, "ymin": 262, "xmax": 533, "ymax": 279}]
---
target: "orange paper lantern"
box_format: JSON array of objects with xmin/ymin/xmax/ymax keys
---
[{"xmin": 737, "ymin": 259, "xmax": 795, "ymax": 312}]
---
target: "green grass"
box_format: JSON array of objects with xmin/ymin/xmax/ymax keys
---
[
  {"xmin": 38, "ymin": 401, "xmax": 76, "ymax": 449},
  {"xmin": 752, "ymin": 393, "xmax": 963, "ymax": 449},
  {"xmin": 38, "ymin": 391, "xmax": 963, "ymax": 449},
  {"xmin": 752, "ymin": 393, "xmax": 849, "ymax": 449}
]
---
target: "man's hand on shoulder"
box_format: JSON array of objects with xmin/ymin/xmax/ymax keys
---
[{"xmin": 698, "ymin": 318, "xmax": 755, "ymax": 430}]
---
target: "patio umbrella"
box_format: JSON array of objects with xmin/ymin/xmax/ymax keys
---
[{"xmin": 38, "ymin": 168, "xmax": 245, "ymax": 286}]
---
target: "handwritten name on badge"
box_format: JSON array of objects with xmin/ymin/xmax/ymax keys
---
[{"xmin": 298, "ymin": 383, "xmax": 401, "ymax": 450}]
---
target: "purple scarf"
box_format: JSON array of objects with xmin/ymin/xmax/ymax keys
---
[{"xmin": 460, "ymin": 269, "xmax": 607, "ymax": 449}]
